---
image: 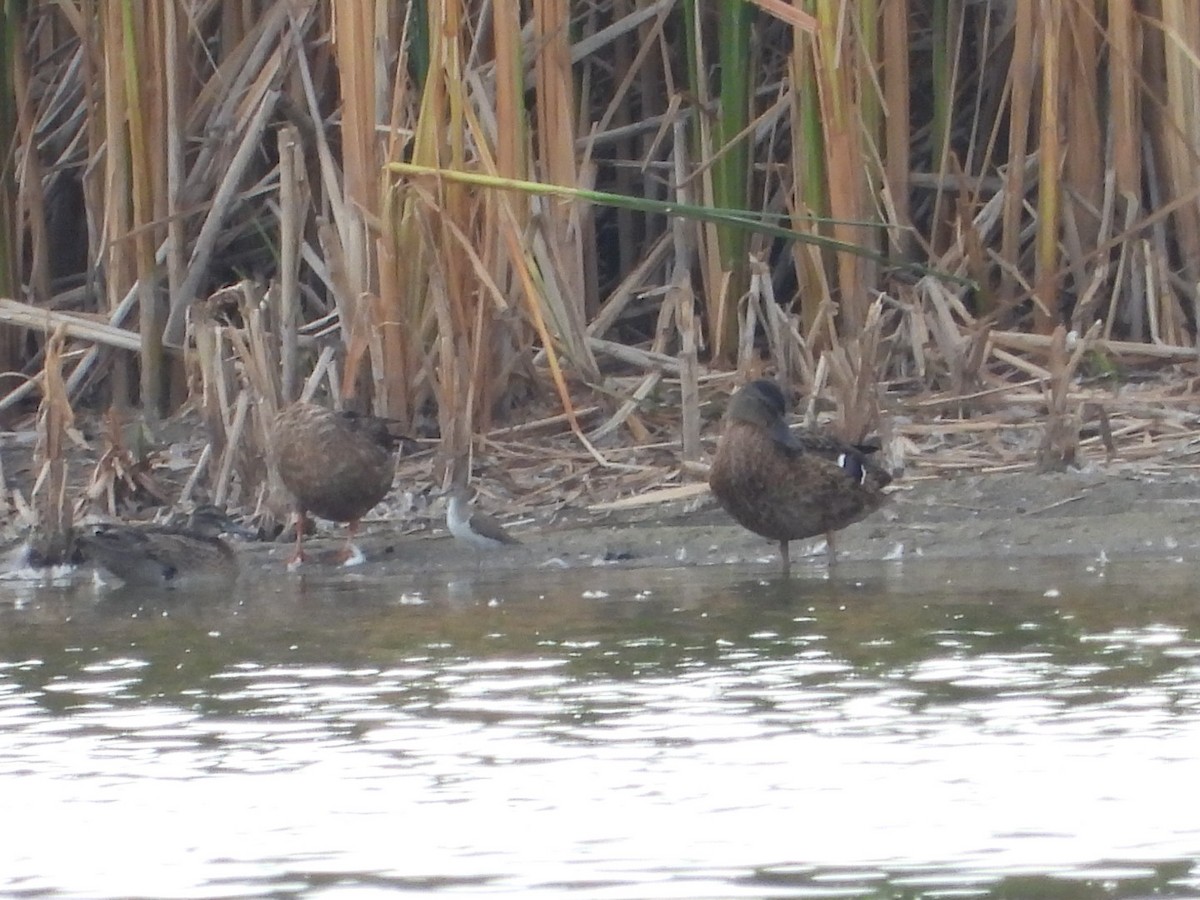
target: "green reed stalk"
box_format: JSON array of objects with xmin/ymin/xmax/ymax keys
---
[{"xmin": 387, "ymin": 163, "xmax": 970, "ymax": 283}]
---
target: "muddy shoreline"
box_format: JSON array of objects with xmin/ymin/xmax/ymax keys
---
[
  {"xmin": 229, "ymin": 465, "xmax": 1200, "ymax": 581},
  {"xmin": 5, "ymin": 416, "xmax": 1200, "ymax": 585}
]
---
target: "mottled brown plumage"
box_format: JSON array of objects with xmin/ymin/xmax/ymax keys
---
[
  {"xmin": 709, "ymin": 379, "xmax": 892, "ymax": 574},
  {"xmin": 272, "ymin": 401, "xmax": 401, "ymax": 565},
  {"xmin": 77, "ymin": 505, "xmax": 244, "ymax": 587}
]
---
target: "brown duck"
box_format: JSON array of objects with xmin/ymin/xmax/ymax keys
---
[
  {"xmin": 76, "ymin": 505, "xmax": 247, "ymax": 588},
  {"xmin": 272, "ymin": 401, "xmax": 402, "ymax": 566},
  {"xmin": 709, "ymin": 379, "xmax": 892, "ymax": 574}
]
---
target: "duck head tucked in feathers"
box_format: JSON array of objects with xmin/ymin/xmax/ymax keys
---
[
  {"xmin": 709, "ymin": 379, "xmax": 892, "ymax": 574},
  {"xmin": 76, "ymin": 505, "xmax": 247, "ymax": 587},
  {"xmin": 272, "ymin": 401, "xmax": 405, "ymax": 567}
]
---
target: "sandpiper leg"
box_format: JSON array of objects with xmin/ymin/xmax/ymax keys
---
[{"xmin": 779, "ymin": 540, "xmax": 791, "ymax": 576}]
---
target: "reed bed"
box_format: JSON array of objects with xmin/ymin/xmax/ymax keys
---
[{"xmin": 2, "ymin": 1, "xmax": 1200, "ymax": 528}]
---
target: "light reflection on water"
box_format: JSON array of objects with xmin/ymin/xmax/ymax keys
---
[{"xmin": 0, "ymin": 557, "xmax": 1199, "ymax": 898}]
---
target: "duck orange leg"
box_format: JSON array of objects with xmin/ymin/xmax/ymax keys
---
[
  {"xmin": 286, "ymin": 510, "xmax": 308, "ymax": 569},
  {"xmin": 825, "ymin": 531, "xmax": 838, "ymax": 566}
]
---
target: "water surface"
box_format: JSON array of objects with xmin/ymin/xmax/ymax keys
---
[{"xmin": 1, "ymin": 556, "xmax": 1198, "ymax": 898}]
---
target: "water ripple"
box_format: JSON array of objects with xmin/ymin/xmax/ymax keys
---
[{"xmin": 0, "ymin": 559, "xmax": 1198, "ymax": 897}]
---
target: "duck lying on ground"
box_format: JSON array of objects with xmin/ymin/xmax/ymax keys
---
[{"xmin": 76, "ymin": 505, "xmax": 250, "ymax": 588}]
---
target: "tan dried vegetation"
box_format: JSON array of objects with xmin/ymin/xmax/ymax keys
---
[{"xmin": 2, "ymin": 1, "xmax": 1200, "ymax": 548}]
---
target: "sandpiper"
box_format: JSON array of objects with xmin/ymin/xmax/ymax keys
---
[{"xmin": 446, "ymin": 486, "xmax": 521, "ymax": 550}]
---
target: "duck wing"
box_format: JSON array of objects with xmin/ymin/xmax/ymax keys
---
[{"xmin": 782, "ymin": 429, "xmax": 890, "ymax": 488}]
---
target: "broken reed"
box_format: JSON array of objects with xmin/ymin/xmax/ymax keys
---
[{"xmin": 2, "ymin": 1, "xmax": 1200, "ymax": 442}]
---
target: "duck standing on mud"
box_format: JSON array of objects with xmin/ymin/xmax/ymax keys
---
[
  {"xmin": 272, "ymin": 402, "xmax": 403, "ymax": 567},
  {"xmin": 708, "ymin": 379, "xmax": 892, "ymax": 574}
]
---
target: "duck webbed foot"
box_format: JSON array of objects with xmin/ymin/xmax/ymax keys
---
[
  {"xmin": 336, "ymin": 521, "xmax": 367, "ymax": 567},
  {"xmin": 337, "ymin": 542, "xmax": 366, "ymax": 567}
]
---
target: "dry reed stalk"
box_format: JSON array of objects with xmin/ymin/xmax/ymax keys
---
[
  {"xmin": 0, "ymin": 5, "xmax": 17, "ymax": 356},
  {"xmin": 801, "ymin": 353, "xmax": 829, "ymax": 426},
  {"xmin": 1108, "ymin": 0, "xmax": 1141, "ymax": 205},
  {"xmin": 0, "ymin": 299, "xmax": 143, "ymax": 351},
  {"xmin": 709, "ymin": 0, "xmax": 751, "ymax": 363},
  {"xmin": 99, "ymin": 1, "xmax": 134, "ymax": 407},
  {"xmin": 989, "ymin": 328, "xmax": 1200, "ymax": 362},
  {"xmin": 277, "ymin": 124, "xmax": 306, "ymax": 404},
  {"xmin": 752, "ymin": 256, "xmax": 804, "ymax": 387},
  {"xmin": 990, "ymin": 346, "xmax": 1052, "ymax": 381},
  {"xmin": 1001, "ymin": 3, "xmax": 1036, "ymax": 308},
  {"xmin": 587, "ymin": 482, "xmax": 711, "ymax": 513},
  {"xmin": 586, "ymin": 234, "xmax": 673, "ymax": 338},
  {"xmin": 30, "ymin": 326, "xmax": 74, "ymax": 561},
  {"xmin": 213, "ymin": 391, "xmax": 251, "ymax": 507},
  {"xmin": 676, "ymin": 277, "xmax": 701, "ymax": 461},
  {"xmin": 120, "ymin": 0, "xmax": 168, "ymax": 415},
  {"xmin": 373, "ymin": 3, "xmax": 419, "ymax": 423},
  {"xmin": 916, "ymin": 277, "xmax": 989, "ymax": 395},
  {"xmin": 164, "ymin": 86, "xmax": 281, "ymax": 345},
  {"xmin": 735, "ymin": 282, "xmax": 760, "ymax": 378},
  {"xmin": 530, "ymin": 219, "xmax": 602, "ymax": 382},
  {"xmin": 1033, "ymin": 0, "xmax": 1062, "ymax": 334},
  {"xmin": 163, "ymin": 0, "xmax": 185, "ymax": 397},
  {"xmin": 1156, "ymin": 2, "xmax": 1200, "ymax": 292},
  {"xmin": 881, "ymin": 0, "xmax": 911, "ymax": 258},
  {"xmin": 8, "ymin": 13, "xmax": 48, "ymax": 305},
  {"xmin": 671, "ymin": 119, "xmax": 701, "ymax": 461},
  {"xmin": 1037, "ymin": 322, "xmax": 1100, "ymax": 470},
  {"xmin": 789, "ymin": 16, "xmax": 826, "ymax": 343},
  {"xmin": 823, "ymin": 297, "xmax": 887, "ymax": 443},
  {"xmin": 1061, "ymin": 1, "xmax": 1103, "ymax": 262},
  {"xmin": 330, "ymin": 0, "xmax": 392, "ymax": 409},
  {"xmin": 587, "ymin": 337, "xmax": 681, "ymax": 375},
  {"xmin": 10, "ymin": 0, "xmax": 1200, "ymax": 492},
  {"xmin": 681, "ymin": 3, "xmax": 723, "ymax": 359},
  {"xmin": 192, "ymin": 298, "xmax": 230, "ymax": 456},
  {"xmin": 178, "ymin": 443, "xmax": 213, "ymax": 506},
  {"xmin": 188, "ymin": 281, "xmax": 283, "ymax": 511},
  {"xmin": 500, "ymin": 216, "xmax": 610, "ymax": 467},
  {"xmin": 79, "ymin": 401, "xmax": 170, "ymax": 518},
  {"xmin": 532, "ymin": 0, "xmax": 586, "ymax": 318},
  {"xmin": 589, "ymin": 372, "xmax": 662, "ymax": 443},
  {"xmin": 811, "ymin": 0, "xmax": 878, "ymax": 336}
]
